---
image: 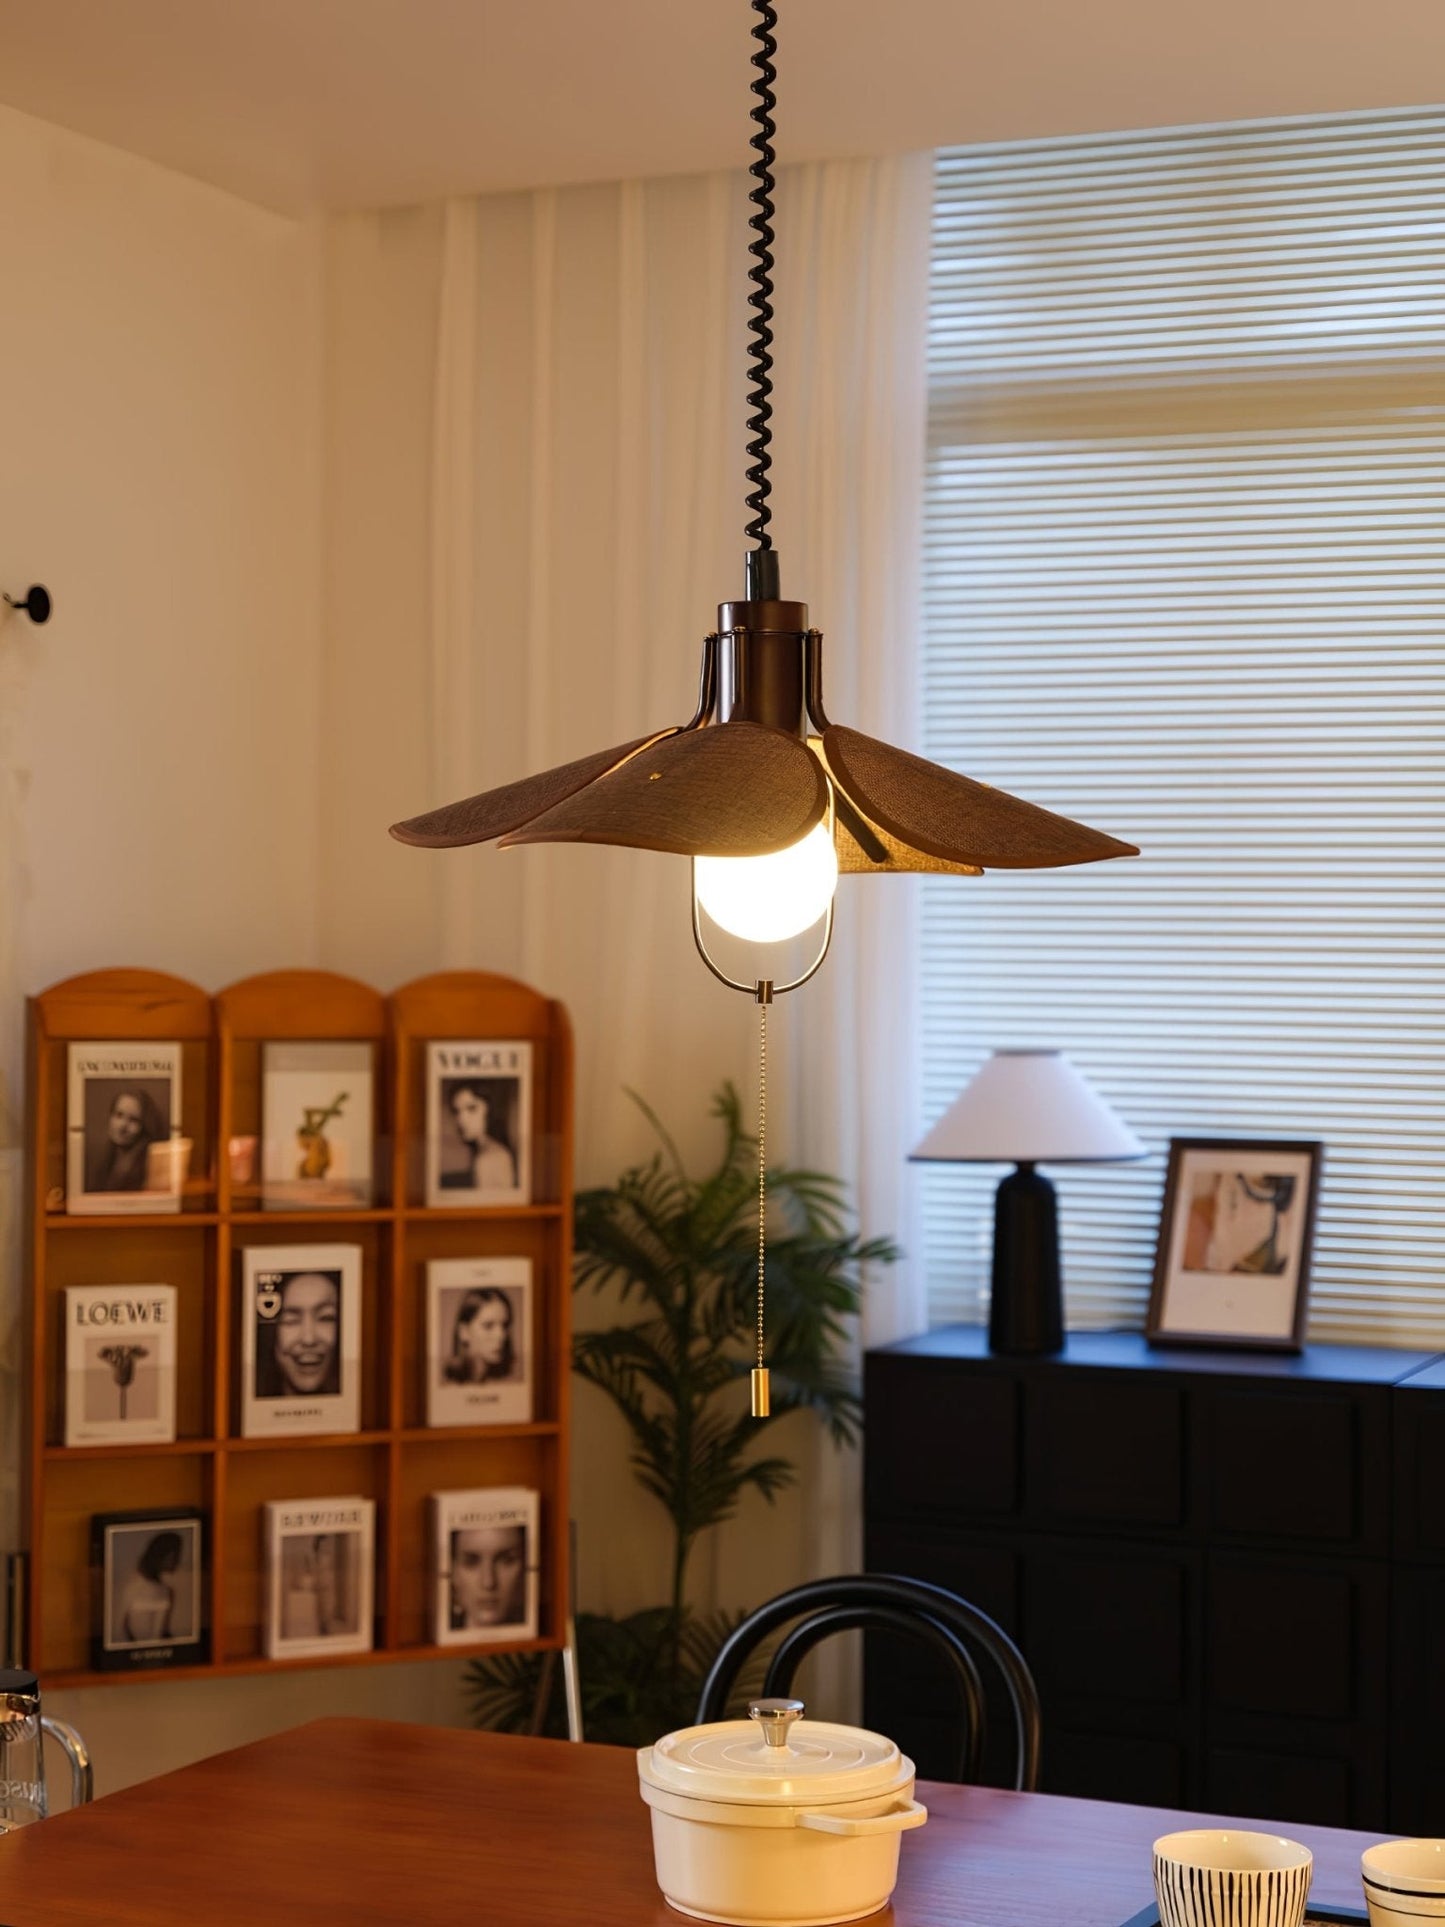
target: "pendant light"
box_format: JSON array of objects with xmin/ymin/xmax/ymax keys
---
[{"xmin": 392, "ymin": 0, "xmax": 1138, "ymax": 1413}]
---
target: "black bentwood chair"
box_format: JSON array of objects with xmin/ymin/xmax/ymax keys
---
[{"xmin": 695, "ymin": 1574, "xmax": 1042, "ymax": 1791}]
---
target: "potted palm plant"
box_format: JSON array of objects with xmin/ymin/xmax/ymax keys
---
[{"xmin": 468, "ymin": 1082, "xmax": 897, "ymax": 1744}]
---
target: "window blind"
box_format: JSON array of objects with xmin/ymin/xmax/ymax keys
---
[{"xmin": 920, "ymin": 109, "xmax": 1445, "ymax": 1345}]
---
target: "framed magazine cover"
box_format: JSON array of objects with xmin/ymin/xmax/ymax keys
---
[
  {"xmin": 263, "ymin": 1497, "xmax": 374, "ymax": 1659},
  {"xmin": 429, "ymin": 1487, "xmax": 539, "ymax": 1647},
  {"xmin": 425, "ymin": 1041, "xmax": 532, "ymax": 1208},
  {"xmin": 65, "ymin": 1284, "xmax": 177, "ymax": 1446},
  {"xmin": 92, "ymin": 1507, "xmax": 207, "ymax": 1672},
  {"xmin": 1147, "ymin": 1137, "xmax": 1323, "ymax": 1352},
  {"xmin": 261, "ymin": 1040, "xmax": 375, "ymax": 1210},
  {"xmin": 66, "ymin": 1041, "xmax": 184, "ymax": 1215},
  {"xmin": 425, "ymin": 1257, "xmax": 533, "ymax": 1427},
  {"xmin": 238, "ymin": 1244, "xmax": 362, "ymax": 1437}
]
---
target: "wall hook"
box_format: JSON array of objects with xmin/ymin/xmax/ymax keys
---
[{"xmin": 3, "ymin": 586, "xmax": 51, "ymax": 625}]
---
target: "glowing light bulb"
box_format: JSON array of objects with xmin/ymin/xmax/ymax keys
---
[{"xmin": 695, "ymin": 823, "xmax": 839, "ymax": 943}]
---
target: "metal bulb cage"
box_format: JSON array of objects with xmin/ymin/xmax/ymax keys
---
[{"xmin": 389, "ymin": 1, "xmax": 1138, "ymax": 996}]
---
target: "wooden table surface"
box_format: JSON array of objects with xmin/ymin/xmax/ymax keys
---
[{"xmin": 0, "ymin": 1717, "xmax": 1385, "ymax": 1925}]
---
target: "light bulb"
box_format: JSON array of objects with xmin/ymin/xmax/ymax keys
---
[{"xmin": 695, "ymin": 823, "xmax": 839, "ymax": 943}]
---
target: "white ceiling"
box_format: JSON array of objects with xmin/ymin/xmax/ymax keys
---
[{"xmin": 0, "ymin": 0, "xmax": 1440, "ymax": 215}]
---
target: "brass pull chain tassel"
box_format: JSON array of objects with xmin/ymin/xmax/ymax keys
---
[{"xmin": 751, "ymin": 986, "xmax": 770, "ymax": 1418}]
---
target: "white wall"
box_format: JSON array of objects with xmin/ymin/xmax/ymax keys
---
[{"xmin": 0, "ymin": 102, "xmax": 397, "ymax": 1797}]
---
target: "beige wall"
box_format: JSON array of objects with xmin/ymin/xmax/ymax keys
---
[{"xmin": 0, "ymin": 104, "xmax": 442, "ymax": 1797}]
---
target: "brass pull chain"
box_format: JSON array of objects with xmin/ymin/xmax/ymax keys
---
[{"xmin": 751, "ymin": 982, "xmax": 772, "ymax": 1418}]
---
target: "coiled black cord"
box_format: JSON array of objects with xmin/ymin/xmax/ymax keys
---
[{"xmin": 744, "ymin": 0, "xmax": 778, "ymax": 553}]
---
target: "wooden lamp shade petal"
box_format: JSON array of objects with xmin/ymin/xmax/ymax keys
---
[
  {"xmin": 389, "ymin": 730, "xmax": 678, "ymax": 849},
  {"xmin": 822, "ymin": 724, "xmax": 1139, "ymax": 871},
  {"xmin": 500, "ymin": 722, "xmax": 828, "ymax": 857}
]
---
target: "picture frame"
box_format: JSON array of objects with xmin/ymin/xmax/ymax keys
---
[
  {"xmin": 262, "ymin": 1496, "xmax": 374, "ymax": 1660},
  {"xmin": 261, "ymin": 1041, "xmax": 374, "ymax": 1210},
  {"xmin": 428, "ymin": 1487, "xmax": 539, "ymax": 1647},
  {"xmin": 66, "ymin": 1041, "xmax": 184, "ymax": 1215},
  {"xmin": 425, "ymin": 1257, "xmax": 533, "ymax": 1428},
  {"xmin": 1147, "ymin": 1137, "xmax": 1323, "ymax": 1352},
  {"xmin": 238, "ymin": 1243, "xmax": 362, "ymax": 1437},
  {"xmin": 65, "ymin": 1283, "xmax": 177, "ymax": 1446},
  {"xmin": 91, "ymin": 1507, "xmax": 207, "ymax": 1672},
  {"xmin": 424, "ymin": 1041, "xmax": 532, "ymax": 1209}
]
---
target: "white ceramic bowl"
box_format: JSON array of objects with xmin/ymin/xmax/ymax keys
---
[
  {"xmin": 1153, "ymin": 1828, "xmax": 1312, "ymax": 1927},
  {"xmin": 1363, "ymin": 1841, "xmax": 1445, "ymax": 1923}
]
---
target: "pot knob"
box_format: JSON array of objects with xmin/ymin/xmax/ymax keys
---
[{"xmin": 750, "ymin": 1697, "xmax": 805, "ymax": 1750}]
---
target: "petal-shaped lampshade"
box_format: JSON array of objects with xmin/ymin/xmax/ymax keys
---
[
  {"xmin": 911, "ymin": 1049, "xmax": 1147, "ymax": 1165},
  {"xmin": 824, "ymin": 727, "xmax": 1139, "ymax": 872},
  {"xmin": 499, "ymin": 721, "xmax": 828, "ymax": 858},
  {"xmin": 390, "ymin": 730, "xmax": 678, "ymax": 848}
]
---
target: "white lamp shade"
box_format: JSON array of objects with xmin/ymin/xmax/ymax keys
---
[{"xmin": 911, "ymin": 1049, "xmax": 1147, "ymax": 1165}]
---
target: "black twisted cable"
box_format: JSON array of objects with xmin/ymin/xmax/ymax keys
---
[{"xmin": 744, "ymin": 0, "xmax": 778, "ymax": 553}]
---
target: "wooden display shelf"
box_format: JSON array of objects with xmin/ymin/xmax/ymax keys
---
[
  {"xmin": 23, "ymin": 967, "xmax": 573, "ymax": 1687},
  {"xmin": 45, "ymin": 1212, "xmax": 223, "ymax": 1231},
  {"xmin": 44, "ymin": 1633, "xmax": 565, "ymax": 1692}
]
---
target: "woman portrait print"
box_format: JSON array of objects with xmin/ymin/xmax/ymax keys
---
[
  {"xmin": 438, "ymin": 1078, "xmax": 518, "ymax": 1192},
  {"xmin": 448, "ymin": 1525, "xmax": 527, "ymax": 1631},
  {"xmin": 442, "ymin": 1286, "xmax": 519, "ymax": 1386},
  {"xmin": 84, "ymin": 1084, "xmax": 167, "ymax": 1193},
  {"xmin": 281, "ymin": 1533, "xmax": 354, "ymax": 1642},
  {"xmin": 255, "ymin": 1269, "xmax": 343, "ymax": 1400},
  {"xmin": 114, "ymin": 1529, "xmax": 185, "ymax": 1645}
]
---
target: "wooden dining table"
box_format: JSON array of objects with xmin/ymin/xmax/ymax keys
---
[{"xmin": 0, "ymin": 1717, "xmax": 1383, "ymax": 1925}]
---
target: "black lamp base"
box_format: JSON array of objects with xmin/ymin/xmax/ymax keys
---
[{"xmin": 988, "ymin": 1162, "xmax": 1064, "ymax": 1356}]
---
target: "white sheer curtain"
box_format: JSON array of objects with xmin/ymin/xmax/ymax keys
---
[{"xmin": 322, "ymin": 155, "xmax": 932, "ymax": 1644}]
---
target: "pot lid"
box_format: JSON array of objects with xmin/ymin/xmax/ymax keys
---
[{"xmin": 641, "ymin": 1699, "xmax": 912, "ymax": 1806}]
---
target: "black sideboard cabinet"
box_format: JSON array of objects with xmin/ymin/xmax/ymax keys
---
[{"xmin": 863, "ymin": 1327, "xmax": 1444, "ymax": 1832}]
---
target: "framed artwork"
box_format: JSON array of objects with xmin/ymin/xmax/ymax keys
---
[
  {"xmin": 425, "ymin": 1257, "xmax": 533, "ymax": 1427},
  {"xmin": 425, "ymin": 1041, "xmax": 532, "ymax": 1208},
  {"xmin": 261, "ymin": 1041, "xmax": 374, "ymax": 1210},
  {"xmin": 66, "ymin": 1042, "xmax": 184, "ymax": 1215},
  {"xmin": 263, "ymin": 1497, "xmax": 374, "ymax": 1660},
  {"xmin": 65, "ymin": 1284, "xmax": 177, "ymax": 1446},
  {"xmin": 91, "ymin": 1507, "xmax": 207, "ymax": 1672},
  {"xmin": 1147, "ymin": 1137, "xmax": 1323, "ymax": 1352},
  {"xmin": 428, "ymin": 1487, "xmax": 539, "ymax": 1647},
  {"xmin": 238, "ymin": 1244, "xmax": 362, "ymax": 1437}
]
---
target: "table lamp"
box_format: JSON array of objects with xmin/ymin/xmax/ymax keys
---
[{"xmin": 911, "ymin": 1049, "xmax": 1147, "ymax": 1355}]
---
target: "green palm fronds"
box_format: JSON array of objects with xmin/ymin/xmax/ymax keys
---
[{"xmin": 468, "ymin": 1082, "xmax": 898, "ymax": 1744}]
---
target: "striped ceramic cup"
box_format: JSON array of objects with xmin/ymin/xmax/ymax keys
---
[{"xmin": 1154, "ymin": 1829, "xmax": 1313, "ymax": 1927}]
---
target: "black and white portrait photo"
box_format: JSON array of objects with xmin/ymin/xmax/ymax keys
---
[
  {"xmin": 264, "ymin": 1497, "xmax": 375, "ymax": 1659},
  {"xmin": 66, "ymin": 1042, "xmax": 183, "ymax": 1215},
  {"xmin": 425, "ymin": 1042, "xmax": 532, "ymax": 1207},
  {"xmin": 94, "ymin": 1509, "xmax": 205, "ymax": 1670},
  {"xmin": 240, "ymin": 1244, "xmax": 361, "ymax": 1437},
  {"xmin": 254, "ymin": 1266, "xmax": 343, "ymax": 1399},
  {"xmin": 278, "ymin": 1531, "xmax": 363, "ymax": 1643},
  {"xmin": 426, "ymin": 1258, "xmax": 532, "ymax": 1426},
  {"xmin": 430, "ymin": 1487, "xmax": 539, "ymax": 1646}
]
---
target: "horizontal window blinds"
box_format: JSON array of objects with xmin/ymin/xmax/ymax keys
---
[{"xmin": 921, "ymin": 110, "xmax": 1445, "ymax": 1345}]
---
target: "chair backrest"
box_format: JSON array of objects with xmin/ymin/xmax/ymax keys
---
[{"xmin": 695, "ymin": 1573, "xmax": 1042, "ymax": 1791}]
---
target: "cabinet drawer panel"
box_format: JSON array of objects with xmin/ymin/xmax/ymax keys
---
[
  {"xmin": 865, "ymin": 1527, "xmax": 1018, "ymax": 1634},
  {"xmin": 1047, "ymin": 1730, "xmax": 1187, "ymax": 1809},
  {"xmin": 1206, "ymin": 1558, "xmax": 1383, "ymax": 1723},
  {"xmin": 865, "ymin": 1361, "xmax": 1018, "ymax": 1519},
  {"xmin": 1025, "ymin": 1377, "xmax": 1184, "ymax": 1528},
  {"xmin": 1205, "ymin": 1746, "xmax": 1353, "ymax": 1829},
  {"xmin": 1024, "ymin": 1546, "xmax": 1188, "ymax": 1709},
  {"xmin": 1206, "ymin": 1389, "xmax": 1363, "ymax": 1545},
  {"xmin": 1398, "ymin": 1401, "xmax": 1445, "ymax": 1560}
]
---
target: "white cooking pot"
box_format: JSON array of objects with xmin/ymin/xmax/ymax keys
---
[{"xmin": 637, "ymin": 1696, "xmax": 927, "ymax": 1926}]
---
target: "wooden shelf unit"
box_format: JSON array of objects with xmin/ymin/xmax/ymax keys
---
[{"xmin": 24, "ymin": 966, "xmax": 573, "ymax": 1687}]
